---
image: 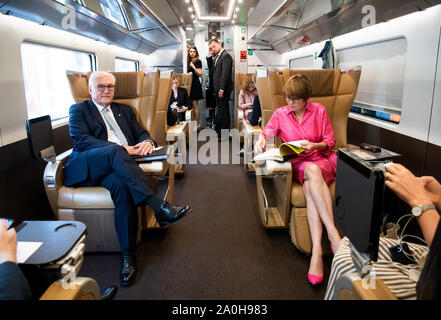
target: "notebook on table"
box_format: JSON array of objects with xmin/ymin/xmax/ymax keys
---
[{"xmin": 131, "ymin": 146, "xmax": 170, "ymax": 163}]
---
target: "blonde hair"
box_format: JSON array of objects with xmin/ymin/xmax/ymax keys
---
[
  {"xmin": 171, "ymin": 75, "xmax": 181, "ymax": 86},
  {"xmin": 241, "ymin": 75, "xmax": 256, "ymax": 94},
  {"xmin": 283, "ymin": 74, "xmax": 312, "ymax": 101}
]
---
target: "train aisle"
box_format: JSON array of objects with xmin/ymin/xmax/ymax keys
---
[{"xmin": 79, "ymin": 141, "xmax": 331, "ymax": 300}]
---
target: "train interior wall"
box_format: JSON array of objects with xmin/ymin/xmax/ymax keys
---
[{"xmin": 1, "ymin": 5, "xmax": 441, "ymax": 223}]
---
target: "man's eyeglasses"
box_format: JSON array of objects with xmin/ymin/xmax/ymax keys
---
[{"xmin": 97, "ymin": 84, "xmax": 115, "ymax": 91}]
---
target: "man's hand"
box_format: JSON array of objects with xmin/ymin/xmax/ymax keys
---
[
  {"xmin": 122, "ymin": 141, "xmax": 154, "ymax": 156},
  {"xmin": 385, "ymin": 164, "xmax": 432, "ymax": 207},
  {"xmin": 218, "ymin": 90, "xmax": 224, "ymax": 98},
  {"xmin": 134, "ymin": 141, "xmax": 154, "ymax": 156},
  {"xmin": 0, "ymin": 220, "xmax": 18, "ymax": 264}
]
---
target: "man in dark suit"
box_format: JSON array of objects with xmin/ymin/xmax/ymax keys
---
[
  {"xmin": 209, "ymin": 39, "xmax": 233, "ymax": 137},
  {"xmin": 65, "ymin": 71, "xmax": 191, "ymax": 287},
  {"xmin": 205, "ymin": 46, "xmax": 217, "ymax": 128},
  {"xmin": 0, "ymin": 220, "xmax": 31, "ymax": 300}
]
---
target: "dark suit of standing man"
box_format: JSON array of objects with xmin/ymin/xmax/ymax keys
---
[
  {"xmin": 209, "ymin": 39, "xmax": 233, "ymax": 137},
  {"xmin": 65, "ymin": 71, "xmax": 191, "ymax": 287},
  {"xmin": 206, "ymin": 47, "xmax": 217, "ymax": 128}
]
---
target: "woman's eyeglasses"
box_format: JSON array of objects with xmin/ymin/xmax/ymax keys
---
[{"xmin": 286, "ymin": 97, "xmax": 302, "ymax": 103}]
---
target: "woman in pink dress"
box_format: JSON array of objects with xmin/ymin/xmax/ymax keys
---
[
  {"xmin": 255, "ymin": 74, "xmax": 342, "ymax": 285},
  {"xmin": 238, "ymin": 76, "xmax": 257, "ymax": 121}
]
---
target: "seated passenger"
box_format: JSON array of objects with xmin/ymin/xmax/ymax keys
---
[
  {"xmin": 65, "ymin": 71, "xmax": 191, "ymax": 287},
  {"xmin": 325, "ymin": 163, "xmax": 441, "ymax": 299},
  {"xmin": 238, "ymin": 76, "xmax": 257, "ymax": 121},
  {"xmin": 0, "ymin": 219, "xmax": 31, "ymax": 300},
  {"xmin": 247, "ymin": 94, "xmax": 261, "ymax": 126},
  {"xmin": 255, "ymin": 74, "xmax": 342, "ymax": 285},
  {"xmin": 0, "ymin": 219, "xmax": 117, "ymax": 300},
  {"xmin": 167, "ymin": 76, "xmax": 190, "ymax": 126}
]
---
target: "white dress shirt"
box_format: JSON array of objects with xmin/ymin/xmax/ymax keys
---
[{"xmin": 92, "ymin": 100, "xmax": 123, "ymax": 145}]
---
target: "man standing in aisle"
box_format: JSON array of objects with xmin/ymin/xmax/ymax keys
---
[{"xmin": 208, "ymin": 39, "xmax": 233, "ymax": 138}]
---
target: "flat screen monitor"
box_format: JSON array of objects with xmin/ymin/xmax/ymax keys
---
[
  {"xmin": 334, "ymin": 148, "xmax": 386, "ymax": 261},
  {"xmin": 25, "ymin": 115, "xmax": 55, "ymax": 161}
]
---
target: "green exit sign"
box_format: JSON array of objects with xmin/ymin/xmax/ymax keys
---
[
  {"xmin": 248, "ymin": 49, "xmax": 254, "ymax": 56},
  {"xmin": 241, "ymin": 28, "xmax": 246, "ymax": 33},
  {"xmin": 226, "ymin": 38, "xmax": 231, "ymax": 44}
]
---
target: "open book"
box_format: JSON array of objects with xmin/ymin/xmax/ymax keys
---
[{"xmin": 253, "ymin": 140, "xmax": 308, "ymax": 162}]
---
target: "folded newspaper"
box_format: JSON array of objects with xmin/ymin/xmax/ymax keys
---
[{"xmin": 253, "ymin": 140, "xmax": 307, "ymax": 162}]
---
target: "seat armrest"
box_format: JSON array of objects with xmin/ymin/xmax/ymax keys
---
[
  {"xmin": 185, "ymin": 109, "xmax": 193, "ymax": 121},
  {"xmin": 265, "ymin": 159, "xmax": 292, "ymax": 172},
  {"xmin": 332, "ymin": 272, "xmax": 397, "ymax": 300},
  {"xmin": 166, "ymin": 122, "xmax": 188, "ymax": 140},
  {"xmin": 242, "ymin": 120, "xmax": 261, "ymax": 134},
  {"xmin": 40, "ymin": 277, "xmax": 101, "ymax": 300},
  {"xmin": 238, "ymin": 109, "xmax": 244, "ymax": 120},
  {"xmin": 44, "ymin": 149, "xmax": 73, "ymax": 217}
]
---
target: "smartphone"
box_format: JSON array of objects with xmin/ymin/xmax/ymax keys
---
[
  {"xmin": 360, "ymin": 143, "xmax": 381, "ymax": 153},
  {"xmin": 389, "ymin": 243, "xmax": 415, "ymax": 265}
]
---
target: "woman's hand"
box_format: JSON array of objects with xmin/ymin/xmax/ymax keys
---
[
  {"xmin": 254, "ymin": 134, "xmax": 266, "ymax": 154},
  {"xmin": 385, "ymin": 164, "xmax": 432, "ymax": 207},
  {"xmin": 300, "ymin": 141, "xmax": 316, "ymax": 153},
  {"xmin": 178, "ymin": 106, "xmax": 188, "ymax": 112},
  {"xmin": 420, "ymin": 176, "xmax": 441, "ymax": 210},
  {"xmin": 300, "ymin": 141, "xmax": 328, "ymax": 153},
  {"xmin": 189, "ymin": 62, "xmax": 195, "ymax": 70}
]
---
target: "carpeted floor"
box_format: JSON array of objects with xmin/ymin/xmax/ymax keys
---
[{"xmin": 79, "ymin": 140, "xmax": 332, "ymax": 299}]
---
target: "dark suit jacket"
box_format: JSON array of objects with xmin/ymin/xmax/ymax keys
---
[
  {"xmin": 206, "ymin": 55, "xmax": 214, "ymax": 92},
  {"xmin": 213, "ymin": 49, "xmax": 233, "ymax": 94},
  {"xmin": 0, "ymin": 262, "xmax": 31, "ymax": 300},
  {"xmin": 248, "ymin": 95, "xmax": 261, "ymax": 126},
  {"xmin": 65, "ymin": 99, "xmax": 156, "ymax": 186},
  {"xmin": 169, "ymin": 87, "xmax": 190, "ymax": 109}
]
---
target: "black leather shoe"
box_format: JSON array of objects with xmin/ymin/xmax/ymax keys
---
[
  {"xmin": 101, "ymin": 285, "xmax": 118, "ymax": 300},
  {"xmin": 155, "ymin": 202, "xmax": 192, "ymax": 228},
  {"xmin": 120, "ymin": 254, "xmax": 137, "ymax": 287}
]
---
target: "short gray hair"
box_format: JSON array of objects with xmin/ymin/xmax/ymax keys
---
[{"xmin": 88, "ymin": 71, "xmax": 116, "ymax": 87}]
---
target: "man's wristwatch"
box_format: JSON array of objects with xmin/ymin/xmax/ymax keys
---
[{"xmin": 411, "ymin": 204, "xmax": 436, "ymax": 217}]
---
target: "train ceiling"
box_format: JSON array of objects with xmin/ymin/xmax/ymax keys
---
[{"xmin": 1, "ymin": 0, "xmax": 441, "ymax": 55}]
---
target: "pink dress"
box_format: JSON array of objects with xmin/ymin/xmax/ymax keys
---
[
  {"xmin": 238, "ymin": 89, "xmax": 257, "ymax": 120},
  {"xmin": 261, "ymin": 101, "xmax": 337, "ymax": 185}
]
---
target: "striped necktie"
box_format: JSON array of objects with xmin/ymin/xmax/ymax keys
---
[{"xmin": 101, "ymin": 107, "xmax": 128, "ymax": 146}]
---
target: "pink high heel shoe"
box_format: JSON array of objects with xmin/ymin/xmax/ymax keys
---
[{"xmin": 307, "ymin": 274, "xmax": 324, "ymax": 285}]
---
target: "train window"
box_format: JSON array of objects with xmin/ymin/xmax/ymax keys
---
[
  {"xmin": 115, "ymin": 58, "xmax": 139, "ymax": 72},
  {"xmin": 120, "ymin": 0, "xmax": 157, "ymax": 30},
  {"xmin": 21, "ymin": 42, "xmax": 96, "ymax": 121},
  {"xmin": 289, "ymin": 55, "xmax": 315, "ymax": 69},
  {"xmin": 81, "ymin": 0, "xmax": 128, "ymax": 28},
  {"xmin": 337, "ymin": 37, "xmax": 406, "ymax": 123}
]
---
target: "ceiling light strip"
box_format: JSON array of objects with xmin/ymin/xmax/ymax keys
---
[{"xmin": 191, "ymin": 0, "xmax": 237, "ymax": 21}]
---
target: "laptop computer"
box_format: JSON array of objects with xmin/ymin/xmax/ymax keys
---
[
  {"xmin": 334, "ymin": 148, "xmax": 387, "ymax": 261},
  {"xmin": 131, "ymin": 145, "xmax": 170, "ymax": 163}
]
